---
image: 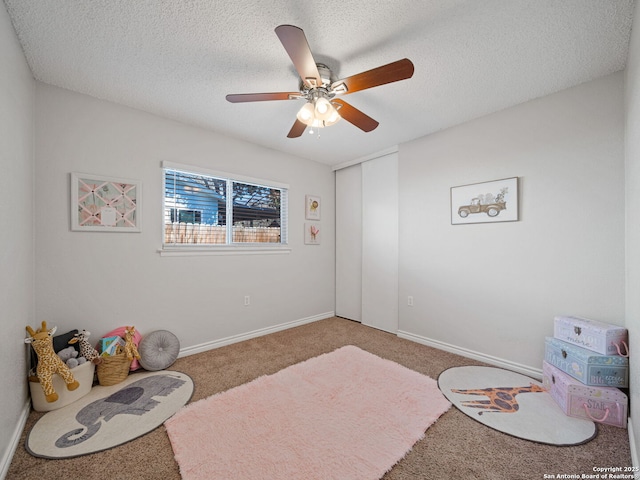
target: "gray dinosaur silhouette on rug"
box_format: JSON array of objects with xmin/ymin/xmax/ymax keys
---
[{"xmin": 55, "ymin": 373, "xmax": 186, "ymax": 448}]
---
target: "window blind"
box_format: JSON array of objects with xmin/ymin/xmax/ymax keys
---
[{"xmin": 163, "ymin": 167, "xmax": 287, "ymax": 246}]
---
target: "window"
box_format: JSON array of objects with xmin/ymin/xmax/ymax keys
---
[
  {"xmin": 170, "ymin": 208, "xmax": 202, "ymax": 224},
  {"xmin": 163, "ymin": 163, "xmax": 288, "ymax": 251}
]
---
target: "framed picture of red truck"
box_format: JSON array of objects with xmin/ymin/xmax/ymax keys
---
[{"xmin": 451, "ymin": 177, "xmax": 518, "ymax": 225}]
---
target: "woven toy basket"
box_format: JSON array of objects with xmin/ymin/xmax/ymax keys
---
[{"xmin": 97, "ymin": 347, "xmax": 132, "ymax": 386}]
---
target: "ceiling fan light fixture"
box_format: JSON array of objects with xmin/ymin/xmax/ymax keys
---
[
  {"xmin": 310, "ymin": 118, "xmax": 324, "ymax": 128},
  {"xmin": 314, "ymin": 97, "xmax": 333, "ymax": 120},
  {"xmin": 297, "ymin": 97, "xmax": 341, "ymax": 128},
  {"xmin": 315, "ymin": 97, "xmax": 329, "ymax": 114},
  {"xmin": 326, "ymin": 103, "xmax": 341, "ymax": 124},
  {"xmin": 296, "ymin": 102, "xmax": 315, "ymax": 123}
]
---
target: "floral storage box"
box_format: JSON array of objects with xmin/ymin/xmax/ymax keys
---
[
  {"xmin": 544, "ymin": 337, "xmax": 629, "ymax": 388},
  {"xmin": 553, "ymin": 316, "xmax": 628, "ymax": 356},
  {"xmin": 542, "ymin": 361, "xmax": 627, "ymax": 428}
]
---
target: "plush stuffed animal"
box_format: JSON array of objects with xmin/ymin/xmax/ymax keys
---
[
  {"xmin": 57, "ymin": 346, "xmax": 79, "ymax": 368},
  {"xmin": 68, "ymin": 329, "xmax": 102, "ymax": 365},
  {"xmin": 124, "ymin": 326, "xmax": 141, "ymax": 362},
  {"xmin": 56, "ymin": 346, "xmax": 87, "ymax": 368},
  {"xmin": 25, "ymin": 321, "xmax": 80, "ymax": 403}
]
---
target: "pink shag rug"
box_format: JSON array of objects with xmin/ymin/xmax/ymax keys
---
[{"xmin": 164, "ymin": 345, "xmax": 450, "ymax": 480}]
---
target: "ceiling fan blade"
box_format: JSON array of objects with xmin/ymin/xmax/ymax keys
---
[
  {"xmin": 226, "ymin": 92, "xmax": 302, "ymax": 103},
  {"xmin": 331, "ymin": 58, "xmax": 414, "ymax": 95},
  {"xmin": 275, "ymin": 25, "xmax": 322, "ymax": 89},
  {"xmin": 332, "ymin": 99, "xmax": 379, "ymax": 132},
  {"xmin": 287, "ymin": 119, "xmax": 307, "ymax": 138}
]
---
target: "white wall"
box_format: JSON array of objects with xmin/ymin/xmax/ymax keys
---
[
  {"xmin": 398, "ymin": 73, "xmax": 625, "ymax": 374},
  {"xmin": 0, "ymin": 4, "xmax": 34, "ymax": 478},
  {"xmin": 34, "ymin": 83, "xmax": 335, "ymax": 351},
  {"xmin": 625, "ymin": 0, "xmax": 640, "ymax": 463}
]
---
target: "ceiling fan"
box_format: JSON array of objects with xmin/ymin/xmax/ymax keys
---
[{"xmin": 226, "ymin": 25, "xmax": 415, "ymax": 138}]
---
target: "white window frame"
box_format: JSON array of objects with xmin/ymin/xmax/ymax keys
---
[{"xmin": 160, "ymin": 161, "xmax": 290, "ymax": 256}]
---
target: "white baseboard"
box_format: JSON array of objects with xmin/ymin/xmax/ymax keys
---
[
  {"xmin": 178, "ymin": 312, "xmax": 335, "ymax": 358},
  {"xmin": 629, "ymin": 419, "xmax": 639, "ymax": 476},
  {"xmin": 397, "ymin": 330, "xmax": 543, "ymax": 380},
  {"xmin": 1, "ymin": 399, "xmax": 30, "ymax": 480}
]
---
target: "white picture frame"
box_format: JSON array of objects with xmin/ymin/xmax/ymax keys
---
[
  {"xmin": 451, "ymin": 177, "xmax": 518, "ymax": 225},
  {"xmin": 305, "ymin": 195, "xmax": 321, "ymax": 220},
  {"xmin": 71, "ymin": 172, "xmax": 142, "ymax": 232},
  {"xmin": 304, "ymin": 222, "xmax": 321, "ymax": 245}
]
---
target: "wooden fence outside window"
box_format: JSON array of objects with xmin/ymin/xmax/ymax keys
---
[{"xmin": 164, "ymin": 223, "xmax": 281, "ymax": 244}]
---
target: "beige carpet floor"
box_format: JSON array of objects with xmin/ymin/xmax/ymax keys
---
[{"xmin": 8, "ymin": 317, "xmax": 632, "ymax": 480}]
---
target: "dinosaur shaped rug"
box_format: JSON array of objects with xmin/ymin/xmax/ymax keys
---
[
  {"xmin": 438, "ymin": 366, "xmax": 596, "ymax": 446},
  {"xmin": 26, "ymin": 370, "xmax": 193, "ymax": 458}
]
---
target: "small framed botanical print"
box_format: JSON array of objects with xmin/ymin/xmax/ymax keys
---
[
  {"xmin": 305, "ymin": 195, "xmax": 321, "ymax": 220},
  {"xmin": 304, "ymin": 223, "xmax": 321, "ymax": 245}
]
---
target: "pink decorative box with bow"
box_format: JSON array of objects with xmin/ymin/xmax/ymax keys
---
[{"xmin": 542, "ymin": 361, "xmax": 627, "ymax": 429}]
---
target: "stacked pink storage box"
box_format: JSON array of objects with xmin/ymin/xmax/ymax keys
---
[
  {"xmin": 542, "ymin": 316, "xmax": 629, "ymax": 428},
  {"xmin": 553, "ymin": 315, "xmax": 628, "ymax": 356},
  {"xmin": 542, "ymin": 362, "xmax": 627, "ymax": 428}
]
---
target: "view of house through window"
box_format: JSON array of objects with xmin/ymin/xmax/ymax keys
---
[
  {"xmin": 170, "ymin": 208, "xmax": 202, "ymax": 224},
  {"xmin": 164, "ymin": 166, "xmax": 287, "ymax": 246}
]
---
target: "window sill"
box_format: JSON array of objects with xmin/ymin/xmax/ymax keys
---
[{"xmin": 158, "ymin": 244, "xmax": 291, "ymax": 257}]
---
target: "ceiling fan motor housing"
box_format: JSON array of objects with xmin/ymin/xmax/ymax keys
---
[
  {"xmin": 300, "ymin": 63, "xmax": 338, "ymax": 99},
  {"xmin": 316, "ymin": 63, "xmax": 336, "ymax": 87}
]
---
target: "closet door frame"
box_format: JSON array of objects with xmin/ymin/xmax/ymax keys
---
[{"xmin": 335, "ymin": 151, "xmax": 399, "ymax": 333}]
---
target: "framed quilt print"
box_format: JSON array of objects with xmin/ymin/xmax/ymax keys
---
[{"xmin": 71, "ymin": 172, "xmax": 141, "ymax": 232}]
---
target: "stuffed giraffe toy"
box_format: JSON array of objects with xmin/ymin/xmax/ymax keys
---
[
  {"xmin": 25, "ymin": 321, "xmax": 80, "ymax": 403},
  {"xmin": 124, "ymin": 326, "xmax": 141, "ymax": 362},
  {"xmin": 68, "ymin": 329, "xmax": 102, "ymax": 365}
]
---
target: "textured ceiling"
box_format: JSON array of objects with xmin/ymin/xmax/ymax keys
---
[{"xmin": 3, "ymin": 0, "xmax": 635, "ymax": 166}]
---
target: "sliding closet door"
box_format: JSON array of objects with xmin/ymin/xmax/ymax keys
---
[
  {"xmin": 335, "ymin": 164, "xmax": 362, "ymax": 321},
  {"xmin": 361, "ymin": 153, "xmax": 399, "ymax": 333}
]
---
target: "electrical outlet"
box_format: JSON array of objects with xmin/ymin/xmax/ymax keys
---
[
  {"xmin": 244, "ymin": 295, "xmax": 250, "ymax": 306},
  {"xmin": 407, "ymin": 296, "xmax": 414, "ymax": 307}
]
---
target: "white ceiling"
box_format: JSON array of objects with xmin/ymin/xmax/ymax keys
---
[{"xmin": 3, "ymin": 0, "xmax": 635, "ymax": 166}]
